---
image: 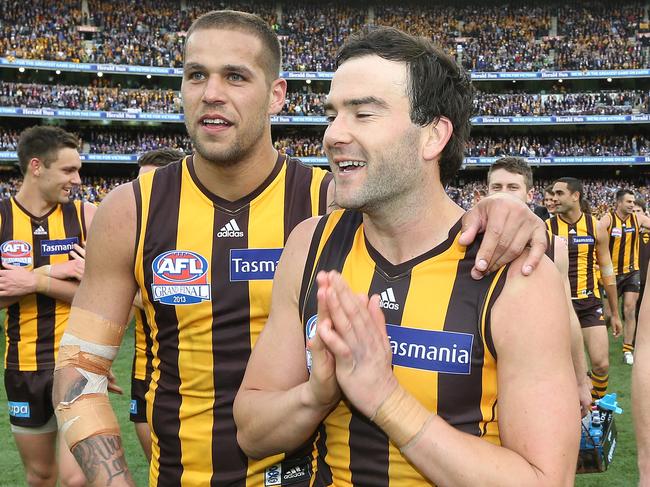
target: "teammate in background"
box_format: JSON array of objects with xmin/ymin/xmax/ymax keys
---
[
  {"xmin": 0, "ymin": 126, "xmax": 96, "ymax": 487},
  {"xmin": 634, "ymin": 199, "xmax": 650, "ymax": 325},
  {"xmin": 542, "ymin": 184, "xmax": 556, "ymax": 219},
  {"xmin": 600, "ymin": 189, "xmax": 650, "ymax": 365},
  {"xmin": 548, "ymin": 177, "xmax": 622, "ymax": 402},
  {"xmin": 486, "ymin": 157, "xmax": 592, "ymax": 413},
  {"xmin": 235, "ymin": 27, "xmax": 579, "ymax": 486},
  {"xmin": 130, "ymin": 148, "xmax": 185, "ymax": 462},
  {"xmin": 52, "ymin": 11, "xmax": 548, "ymax": 487}
]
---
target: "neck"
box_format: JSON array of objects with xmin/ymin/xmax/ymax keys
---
[
  {"xmin": 560, "ymin": 206, "xmax": 582, "ymax": 224},
  {"xmin": 615, "ymin": 208, "xmax": 629, "ymax": 220},
  {"xmin": 362, "ymin": 184, "xmax": 464, "ymax": 265},
  {"xmin": 193, "ymin": 141, "xmax": 279, "ymax": 201},
  {"xmin": 15, "ymin": 182, "xmax": 56, "ymax": 218}
]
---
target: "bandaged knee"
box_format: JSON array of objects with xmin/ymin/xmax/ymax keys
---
[{"xmin": 54, "ymin": 307, "xmax": 126, "ymax": 447}]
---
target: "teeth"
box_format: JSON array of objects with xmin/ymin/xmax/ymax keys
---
[
  {"xmin": 338, "ymin": 160, "xmax": 366, "ymax": 169},
  {"xmin": 203, "ymin": 119, "xmax": 228, "ymax": 125}
]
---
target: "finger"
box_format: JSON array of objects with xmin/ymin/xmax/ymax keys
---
[
  {"xmin": 458, "ymin": 208, "xmax": 484, "ymax": 246},
  {"xmin": 317, "ymin": 316, "xmax": 352, "ymax": 361},
  {"xmin": 367, "ymin": 294, "xmax": 391, "ymax": 355},
  {"xmin": 328, "ymin": 272, "xmax": 373, "ymax": 342},
  {"xmin": 73, "ymin": 243, "xmax": 86, "ymax": 256},
  {"xmin": 486, "ymin": 224, "xmax": 530, "ymax": 273},
  {"xmin": 325, "ymin": 283, "xmax": 360, "ymax": 349},
  {"xmin": 70, "ymin": 250, "xmax": 82, "ymax": 261},
  {"xmin": 108, "ymin": 384, "xmax": 124, "ymax": 395},
  {"xmin": 2, "ymin": 263, "xmax": 19, "ymax": 270},
  {"xmin": 519, "ymin": 222, "xmax": 548, "ymax": 276}
]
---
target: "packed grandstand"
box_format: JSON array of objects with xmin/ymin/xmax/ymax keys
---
[{"xmin": 0, "ymin": 0, "xmax": 649, "ymax": 205}]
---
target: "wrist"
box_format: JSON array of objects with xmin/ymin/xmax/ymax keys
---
[
  {"xmin": 35, "ymin": 273, "xmax": 51, "ymax": 294},
  {"xmin": 300, "ymin": 380, "xmax": 338, "ymax": 415}
]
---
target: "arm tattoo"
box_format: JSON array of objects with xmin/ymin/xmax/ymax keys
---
[
  {"xmin": 72, "ymin": 435, "xmax": 132, "ymax": 486},
  {"xmin": 63, "ymin": 376, "xmax": 88, "ymax": 403}
]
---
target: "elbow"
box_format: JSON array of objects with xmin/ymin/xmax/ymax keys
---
[
  {"xmin": 233, "ymin": 392, "xmax": 264, "ymax": 460},
  {"xmin": 236, "ymin": 429, "xmax": 265, "ymax": 460}
]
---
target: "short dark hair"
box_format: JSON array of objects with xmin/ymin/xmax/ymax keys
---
[
  {"xmin": 17, "ymin": 126, "xmax": 79, "ymax": 175},
  {"xmin": 615, "ymin": 188, "xmax": 635, "ymax": 202},
  {"xmin": 554, "ymin": 177, "xmax": 586, "ymax": 209},
  {"xmin": 635, "ymin": 198, "xmax": 647, "ymax": 213},
  {"xmin": 544, "ymin": 184, "xmax": 555, "ymax": 196},
  {"xmin": 184, "ymin": 10, "xmax": 281, "ymax": 83},
  {"xmin": 138, "ymin": 149, "xmax": 184, "ymax": 168},
  {"xmin": 336, "ymin": 26, "xmax": 474, "ymax": 186},
  {"xmin": 488, "ymin": 156, "xmax": 533, "ymax": 190}
]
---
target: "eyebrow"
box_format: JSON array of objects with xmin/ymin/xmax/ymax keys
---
[
  {"xmin": 183, "ymin": 63, "xmax": 255, "ymax": 78},
  {"xmin": 324, "ymin": 96, "xmax": 389, "ymax": 112}
]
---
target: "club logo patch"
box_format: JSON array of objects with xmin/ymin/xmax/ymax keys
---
[
  {"xmin": 305, "ymin": 315, "xmax": 318, "ymax": 373},
  {"xmin": 1, "ymin": 240, "xmax": 32, "ymax": 267},
  {"xmin": 572, "ymin": 236, "xmax": 595, "ymax": 245},
  {"xmin": 611, "ymin": 228, "xmax": 622, "ymax": 238},
  {"xmin": 8, "ymin": 401, "xmax": 30, "ymax": 418},
  {"xmin": 151, "ymin": 250, "xmax": 211, "ymax": 305},
  {"xmin": 230, "ymin": 248, "xmax": 283, "ymax": 281}
]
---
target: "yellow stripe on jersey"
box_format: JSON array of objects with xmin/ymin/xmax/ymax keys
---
[{"xmin": 608, "ymin": 211, "xmax": 640, "ymax": 275}]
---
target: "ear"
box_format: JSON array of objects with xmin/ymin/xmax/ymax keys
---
[
  {"xmin": 268, "ymin": 78, "xmax": 287, "ymax": 115},
  {"xmin": 526, "ymin": 188, "xmax": 534, "ymax": 204},
  {"xmin": 422, "ymin": 116, "xmax": 453, "ymax": 162},
  {"xmin": 29, "ymin": 158, "xmax": 42, "ymax": 177}
]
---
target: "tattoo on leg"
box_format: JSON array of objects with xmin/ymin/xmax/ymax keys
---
[
  {"xmin": 63, "ymin": 376, "xmax": 88, "ymax": 403},
  {"xmin": 72, "ymin": 435, "xmax": 131, "ymax": 485}
]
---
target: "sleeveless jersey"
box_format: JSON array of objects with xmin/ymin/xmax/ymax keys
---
[
  {"xmin": 639, "ymin": 228, "xmax": 650, "ymax": 285},
  {"xmin": 0, "ymin": 197, "xmax": 87, "ymax": 371},
  {"xmin": 133, "ymin": 155, "xmax": 331, "ymax": 487},
  {"xmin": 546, "ymin": 213, "xmax": 600, "ymax": 300},
  {"xmin": 132, "ymin": 307, "xmax": 153, "ymax": 382},
  {"xmin": 607, "ymin": 211, "xmax": 639, "ymax": 276},
  {"xmin": 299, "ymin": 210, "xmax": 508, "ymax": 486}
]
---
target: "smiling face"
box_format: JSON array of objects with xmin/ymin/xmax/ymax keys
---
[
  {"xmin": 323, "ymin": 55, "xmax": 425, "ymax": 212},
  {"xmin": 35, "ymin": 147, "xmax": 82, "ymax": 204},
  {"xmin": 552, "ymin": 182, "xmax": 580, "ymax": 215},
  {"xmin": 181, "ymin": 27, "xmax": 285, "ymax": 166},
  {"xmin": 617, "ymin": 193, "xmax": 636, "ymax": 217}
]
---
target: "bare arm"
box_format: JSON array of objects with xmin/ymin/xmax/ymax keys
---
[
  {"xmin": 554, "ymin": 238, "xmax": 591, "ymax": 413},
  {"xmin": 53, "ymin": 184, "xmax": 138, "ymax": 487},
  {"xmin": 596, "ymin": 219, "xmax": 621, "ymax": 323},
  {"xmin": 637, "ymin": 213, "xmax": 650, "ymax": 231},
  {"xmin": 317, "ymin": 255, "xmax": 579, "ymax": 487},
  {"xmin": 634, "ymin": 273, "xmax": 650, "ymax": 484},
  {"xmin": 234, "ymin": 217, "xmax": 339, "ymax": 458}
]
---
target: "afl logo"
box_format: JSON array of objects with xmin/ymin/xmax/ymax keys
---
[
  {"xmin": 151, "ymin": 250, "xmax": 211, "ymax": 305},
  {"xmin": 305, "ymin": 315, "xmax": 318, "ymax": 373},
  {"xmin": 1, "ymin": 240, "xmax": 32, "ymax": 267}
]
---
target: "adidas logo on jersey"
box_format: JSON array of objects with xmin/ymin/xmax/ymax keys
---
[
  {"xmin": 33, "ymin": 226, "xmax": 46, "ymax": 236},
  {"xmin": 283, "ymin": 466, "xmax": 306, "ymax": 480},
  {"xmin": 569, "ymin": 229, "xmax": 577, "ymax": 234},
  {"xmin": 379, "ymin": 287, "xmax": 399, "ymax": 310},
  {"xmin": 217, "ymin": 219, "xmax": 244, "ymax": 238}
]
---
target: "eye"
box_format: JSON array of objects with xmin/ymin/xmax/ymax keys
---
[
  {"xmin": 188, "ymin": 71, "xmax": 205, "ymax": 81},
  {"xmin": 326, "ymin": 114, "xmax": 337, "ymax": 123},
  {"xmin": 227, "ymin": 73, "xmax": 245, "ymax": 82}
]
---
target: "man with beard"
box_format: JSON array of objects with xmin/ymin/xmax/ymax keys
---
[{"xmin": 53, "ymin": 12, "xmax": 550, "ymax": 487}]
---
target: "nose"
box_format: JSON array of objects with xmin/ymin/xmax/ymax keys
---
[
  {"xmin": 202, "ymin": 75, "xmax": 227, "ymax": 105},
  {"xmin": 71, "ymin": 171, "xmax": 81, "ymax": 185},
  {"xmin": 323, "ymin": 113, "xmax": 353, "ymax": 151}
]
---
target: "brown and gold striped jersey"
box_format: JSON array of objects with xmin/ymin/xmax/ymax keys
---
[
  {"xmin": 607, "ymin": 211, "xmax": 640, "ymax": 276},
  {"xmin": 132, "ymin": 307, "xmax": 153, "ymax": 382},
  {"xmin": 0, "ymin": 197, "xmax": 87, "ymax": 371},
  {"xmin": 639, "ymin": 228, "xmax": 650, "ymax": 284},
  {"xmin": 546, "ymin": 213, "xmax": 600, "ymax": 300},
  {"xmin": 299, "ymin": 210, "xmax": 508, "ymax": 486},
  {"xmin": 133, "ymin": 155, "xmax": 331, "ymax": 487}
]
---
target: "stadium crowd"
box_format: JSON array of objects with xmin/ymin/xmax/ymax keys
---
[
  {"xmin": 1, "ymin": 1, "xmax": 648, "ymax": 72},
  {"xmin": 3, "ymin": 81, "xmax": 649, "ymax": 117}
]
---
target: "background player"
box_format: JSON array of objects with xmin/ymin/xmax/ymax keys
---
[
  {"xmin": 486, "ymin": 156, "xmax": 592, "ymax": 413},
  {"xmin": 1, "ymin": 126, "xmax": 96, "ymax": 487},
  {"xmin": 130, "ymin": 148, "xmax": 185, "ymax": 462},
  {"xmin": 635, "ymin": 199, "xmax": 650, "ymax": 325},
  {"xmin": 548, "ymin": 177, "xmax": 622, "ymax": 402},
  {"xmin": 600, "ymin": 189, "xmax": 650, "ymax": 364}
]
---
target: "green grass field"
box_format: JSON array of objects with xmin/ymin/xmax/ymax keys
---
[{"xmin": 0, "ymin": 315, "xmax": 639, "ymax": 486}]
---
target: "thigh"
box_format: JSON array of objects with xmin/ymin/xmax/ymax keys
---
[
  {"xmin": 582, "ymin": 326, "xmax": 609, "ymax": 360},
  {"xmin": 13, "ymin": 429, "xmax": 58, "ymax": 482}
]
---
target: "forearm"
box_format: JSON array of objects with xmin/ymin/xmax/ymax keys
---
[
  {"xmin": 604, "ymin": 283, "xmax": 620, "ymax": 318},
  {"xmin": 53, "ymin": 367, "xmax": 134, "ymax": 486},
  {"xmin": 403, "ymin": 414, "xmax": 572, "ymax": 487},
  {"xmin": 42, "ymin": 276, "xmax": 79, "ymax": 302},
  {"xmin": 235, "ymin": 383, "xmax": 333, "ymax": 459},
  {"xmin": 378, "ymin": 386, "xmax": 573, "ymax": 487}
]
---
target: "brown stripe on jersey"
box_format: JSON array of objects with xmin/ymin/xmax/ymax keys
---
[
  {"xmin": 608, "ymin": 212, "xmax": 617, "ymax": 261},
  {"xmin": 284, "ymin": 157, "xmax": 314, "ymax": 243},
  {"xmin": 299, "ymin": 216, "xmax": 329, "ymax": 321},
  {"xmin": 585, "ymin": 216, "xmax": 596, "ymax": 295},
  {"xmin": 617, "ymin": 216, "xmax": 627, "ymax": 274},
  {"xmin": 545, "ymin": 232, "xmax": 555, "ymax": 261},
  {"xmin": 80, "ymin": 202, "xmax": 87, "ymax": 241},
  {"xmin": 318, "ymin": 172, "xmax": 332, "ymax": 216},
  {"xmin": 133, "ymin": 180, "xmax": 143, "ymax": 264},
  {"xmin": 139, "ymin": 308, "xmax": 154, "ymax": 378},
  {"xmin": 143, "ymin": 163, "xmax": 184, "ymax": 486},
  {"xmin": 482, "ymin": 268, "xmax": 509, "ymax": 362},
  {"xmin": 34, "ymin": 216, "xmax": 55, "ymax": 369},
  {"xmin": 437, "ymin": 240, "xmax": 488, "ymax": 436},
  {"xmin": 62, "ymin": 202, "xmax": 82, "ymax": 242},
  {"xmin": 348, "ymin": 271, "xmax": 410, "ymax": 486},
  {"xmin": 630, "ymin": 214, "xmax": 639, "ymax": 272},
  {"xmin": 1, "ymin": 199, "xmax": 19, "ymax": 367},
  {"xmin": 210, "ymin": 210, "xmax": 250, "ymax": 487},
  {"xmin": 311, "ymin": 424, "xmax": 333, "ymax": 487}
]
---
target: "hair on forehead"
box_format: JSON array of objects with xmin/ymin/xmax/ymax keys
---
[
  {"xmin": 488, "ymin": 156, "xmax": 533, "ymax": 190},
  {"xmin": 184, "ymin": 10, "xmax": 281, "ymax": 83},
  {"xmin": 17, "ymin": 126, "xmax": 79, "ymax": 176}
]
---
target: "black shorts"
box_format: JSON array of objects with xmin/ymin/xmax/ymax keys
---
[
  {"xmin": 4, "ymin": 369, "xmax": 54, "ymax": 428},
  {"xmin": 617, "ymin": 271, "xmax": 641, "ymax": 295},
  {"xmin": 130, "ymin": 377, "xmax": 150, "ymax": 423},
  {"xmin": 572, "ymin": 296, "xmax": 606, "ymax": 329}
]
